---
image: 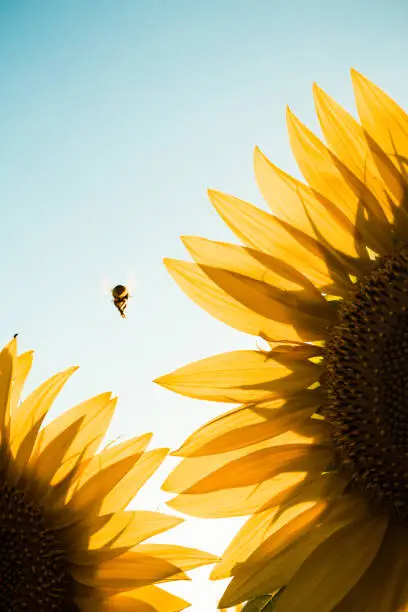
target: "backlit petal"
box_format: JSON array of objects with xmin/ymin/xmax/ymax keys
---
[
  {"xmin": 313, "ymin": 83, "xmax": 394, "ymax": 221},
  {"xmin": 89, "ymin": 511, "xmax": 183, "ymax": 550},
  {"xmin": 31, "ymin": 393, "xmax": 116, "ymax": 479},
  {"xmin": 254, "ymin": 146, "xmax": 371, "ymax": 256},
  {"xmin": 174, "ymin": 390, "xmax": 322, "ymax": 457},
  {"xmin": 352, "ymin": 70, "xmax": 408, "ymax": 172},
  {"xmin": 156, "ymin": 350, "xmax": 320, "ymax": 403},
  {"xmin": 10, "ymin": 366, "xmax": 78, "ymax": 469},
  {"xmin": 274, "ymin": 513, "xmax": 388, "ymax": 612},
  {"xmin": 182, "ymin": 444, "xmax": 331, "ymax": 494},
  {"xmin": 102, "ymin": 586, "xmax": 190, "ymax": 611},
  {"xmin": 0, "ymin": 338, "xmax": 16, "ymax": 439},
  {"xmin": 182, "ymin": 236, "xmax": 325, "ymax": 303},
  {"xmin": 10, "ymin": 350, "xmax": 33, "ymax": 415},
  {"xmin": 164, "ymin": 259, "xmax": 331, "ymax": 342},
  {"xmin": 208, "ymin": 189, "xmax": 353, "ymax": 294},
  {"xmin": 135, "ymin": 544, "xmax": 217, "ymax": 572},
  {"xmin": 219, "ymin": 496, "xmax": 369, "ymax": 607}
]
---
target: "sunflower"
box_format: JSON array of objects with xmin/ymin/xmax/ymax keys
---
[
  {"xmin": 0, "ymin": 337, "xmax": 215, "ymax": 611},
  {"xmin": 155, "ymin": 70, "xmax": 408, "ymax": 611}
]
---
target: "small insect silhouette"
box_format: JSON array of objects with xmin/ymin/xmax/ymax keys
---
[{"xmin": 111, "ymin": 285, "xmax": 129, "ymax": 318}]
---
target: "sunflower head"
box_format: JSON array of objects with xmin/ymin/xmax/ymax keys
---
[
  {"xmin": 0, "ymin": 337, "xmax": 215, "ymax": 611},
  {"xmin": 156, "ymin": 71, "xmax": 408, "ymax": 610}
]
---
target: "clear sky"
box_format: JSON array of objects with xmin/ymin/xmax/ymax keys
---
[{"xmin": 1, "ymin": 0, "xmax": 407, "ymax": 609}]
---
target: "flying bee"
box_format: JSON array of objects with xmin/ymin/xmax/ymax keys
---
[{"xmin": 111, "ymin": 284, "xmax": 130, "ymax": 318}]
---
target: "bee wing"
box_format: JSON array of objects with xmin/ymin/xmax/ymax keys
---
[{"xmin": 125, "ymin": 270, "xmax": 136, "ymax": 297}]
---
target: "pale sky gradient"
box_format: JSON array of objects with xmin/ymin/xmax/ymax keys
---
[{"xmin": 1, "ymin": 1, "xmax": 408, "ymax": 609}]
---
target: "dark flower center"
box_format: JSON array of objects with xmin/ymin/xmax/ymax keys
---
[
  {"xmin": 324, "ymin": 245, "xmax": 408, "ymax": 520},
  {"xmin": 0, "ymin": 481, "xmax": 75, "ymax": 611}
]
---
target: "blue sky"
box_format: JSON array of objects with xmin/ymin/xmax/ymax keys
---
[{"xmin": 1, "ymin": 0, "xmax": 407, "ymax": 608}]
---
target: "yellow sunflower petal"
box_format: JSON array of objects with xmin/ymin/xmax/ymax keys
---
[
  {"xmin": 73, "ymin": 433, "xmax": 152, "ymax": 490},
  {"xmin": 182, "ymin": 236, "xmax": 325, "ymax": 303},
  {"xmin": 181, "ymin": 444, "xmax": 331, "ymax": 494},
  {"xmin": 0, "ymin": 338, "xmax": 16, "ymax": 438},
  {"xmin": 10, "ymin": 350, "xmax": 34, "ymax": 415},
  {"xmin": 208, "ymin": 189, "xmax": 353, "ymax": 295},
  {"xmin": 31, "ymin": 415, "xmax": 86, "ymax": 484},
  {"xmin": 312, "ymin": 83, "xmax": 394, "ymax": 221},
  {"xmin": 102, "ymin": 585, "xmax": 190, "ymax": 611},
  {"xmin": 167, "ymin": 475, "xmax": 304, "ymax": 518},
  {"xmin": 73, "ymin": 551, "xmax": 186, "ymax": 591},
  {"xmin": 351, "ymin": 69, "xmax": 408, "ymax": 170},
  {"xmin": 211, "ymin": 506, "xmax": 282, "ymax": 580},
  {"xmin": 219, "ymin": 501, "xmax": 328, "ymax": 607},
  {"xmin": 100, "ymin": 448, "xmax": 169, "ymax": 515},
  {"xmin": 274, "ymin": 512, "xmax": 388, "ymax": 612},
  {"xmin": 333, "ymin": 524, "xmax": 408, "ymax": 612},
  {"xmin": 10, "ymin": 366, "xmax": 78, "ymax": 469},
  {"xmin": 70, "ymin": 439, "xmax": 167, "ymax": 516},
  {"xmin": 100, "ymin": 597, "xmax": 158, "ymax": 612},
  {"xmin": 31, "ymin": 392, "xmax": 116, "ymax": 473},
  {"xmin": 88, "ymin": 511, "xmax": 183, "ymax": 551},
  {"xmin": 135, "ymin": 544, "xmax": 217, "ymax": 572},
  {"xmin": 219, "ymin": 496, "xmax": 369, "ymax": 607},
  {"xmin": 164, "ymin": 432, "xmax": 315, "ymax": 494},
  {"xmin": 70, "ymin": 451, "xmax": 151, "ymax": 515},
  {"xmin": 257, "ymin": 464, "xmax": 345, "ymax": 514},
  {"xmin": 155, "ymin": 350, "xmax": 320, "ymax": 403},
  {"xmin": 212, "ymin": 471, "xmax": 346, "ymax": 579},
  {"xmin": 164, "ymin": 259, "xmax": 332, "ymax": 342},
  {"xmin": 174, "ymin": 390, "xmax": 322, "ymax": 457},
  {"xmin": 254, "ymin": 146, "xmax": 370, "ymax": 257},
  {"xmin": 290, "ymin": 110, "xmax": 395, "ymax": 257}
]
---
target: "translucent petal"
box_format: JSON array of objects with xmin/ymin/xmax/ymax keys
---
[
  {"xmin": 333, "ymin": 524, "xmax": 408, "ymax": 612},
  {"xmin": 73, "ymin": 552, "xmax": 185, "ymax": 590},
  {"xmin": 219, "ymin": 496, "xmax": 369, "ymax": 607},
  {"xmin": 100, "ymin": 597, "xmax": 157, "ymax": 612},
  {"xmin": 99, "ymin": 449, "xmax": 168, "ymax": 515},
  {"xmin": 10, "ymin": 366, "xmax": 78, "ymax": 468},
  {"xmin": 182, "ymin": 236, "xmax": 325, "ymax": 303},
  {"xmin": 254, "ymin": 147, "xmax": 365, "ymax": 256},
  {"xmin": 135, "ymin": 544, "xmax": 217, "ymax": 572},
  {"xmin": 89, "ymin": 511, "xmax": 183, "ymax": 550},
  {"xmin": 208, "ymin": 189, "xmax": 352, "ymax": 294},
  {"xmin": 212, "ymin": 472, "xmax": 346, "ymax": 579},
  {"xmin": 257, "ymin": 466, "xmax": 346, "ymax": 513},
  {"xmin": 0, "ymin": 338, "xmax": 16, "ymax": 439},
  {"xmin": 211, "ymin": 507, "xmax": 281, "ymax": 580},
  {"xmin": 313, "ymin": 83, "xmax": 394, "ymax": 220},
  {"xmin": 174, "ymin": 390, "xmax": 322, "ymax": 456},
  {"xmin": 155, "ymin": 350, "xmax": 320, "ymax": 403},
  {"xmin": 31, "ymin": 416, "xmax": 85, "ymax": 484},
  {"xmin": 219, "ymin": 502, "xmax": 328, "ymax": 607},
  {"xmin": 164, "ymin": 259, "xmax": 331, "ymax": 342},
  {"xmin": 274, "ymin": 513, "xmax": 388, "ymax": 612},
  {"xmin": 182, "ymin": 444, "xmax": 331, "ymax": 494},
  {"xmin": 72, "ymin": 434, "xmax": 152, "ymax": 493},
  {"xmin": 10, "ymin": 350, "xmax": 33, "ymax": 415},
  {"xmin": 165, "ymin": 432, "xmax": 314, "ymax": 494},
  {"xmin": 167, "ymin": 473, "xmax": 306, "ymax": 518},
  {"xmin": 69, "ymin": 453, "xmax": 146, "ymax": 515},
  {"xmin": 102, "ymin": 585, "xmax": 190, "ymax": 612},
  {"xmin": 31, "ymin": 394, "xmax": 117, "ymax": 482},
  {"xmin": 286, "ymin": 109, "xmax": 386, "ymax": 221},
  {"xmin": 352, "ymin": 70, "xmax": 408, "ymax": 171}
]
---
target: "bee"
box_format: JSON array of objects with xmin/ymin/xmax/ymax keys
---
[{"xmin": 111, "ymin": 285, "xmax": 129, "ymax": 318}]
